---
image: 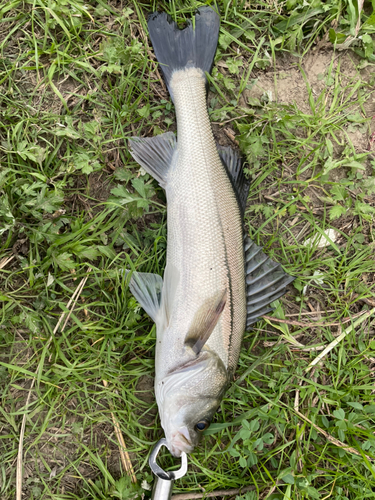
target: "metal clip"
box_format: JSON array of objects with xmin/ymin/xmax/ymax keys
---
[{"xmin": 149, "ymin": 438, "xmax": 187, "ymax": 500}]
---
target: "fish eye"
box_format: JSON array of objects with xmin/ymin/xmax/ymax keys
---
[{"xmin": 195, "ymin": 420, "xmax": 209, "ymax": 432}]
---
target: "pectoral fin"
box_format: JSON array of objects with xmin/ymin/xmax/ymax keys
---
[{"xmin": 184, "ymin": 289, "xmax": 227, "ymax": 354}]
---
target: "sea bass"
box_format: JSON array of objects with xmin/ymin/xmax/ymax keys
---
[{"xmin": 128, "ymin": 7, "xmax": 293, "ymax": 457}]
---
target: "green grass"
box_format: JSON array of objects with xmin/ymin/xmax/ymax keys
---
[{"xmin": 1, "ymin": 0, "xmax": 375, "ymax": 499}]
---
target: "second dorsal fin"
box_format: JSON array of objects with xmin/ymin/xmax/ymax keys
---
[{"xmin": 218, "ymin": 145, "xmax": 250, "ymax": 216}]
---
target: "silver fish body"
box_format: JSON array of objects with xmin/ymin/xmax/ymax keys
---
[
  {"xmin": 128, "ymin": 7, "xmax": 293, "ymax": 457},
  {"xmin": 154, "ymin": 68, "xmax": 245, "ymax": 456},
  {"xmin": 157, "ymin": 67, "xmax": 246, "ymax": 381}
]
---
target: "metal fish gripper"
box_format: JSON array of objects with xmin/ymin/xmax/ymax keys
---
[{"xmin": 149, "ymin": 438, "xmax": 187, "ymax": 500}]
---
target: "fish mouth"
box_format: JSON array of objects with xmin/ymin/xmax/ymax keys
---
[{"xmin": 168, "ymin": 429, "xmax": 194, "ymax": 457}]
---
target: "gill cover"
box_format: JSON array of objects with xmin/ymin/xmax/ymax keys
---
[
  {"xmin": 156, "ymin": 349, "xmax": 228, "ymax": 457},
  {"xmin": 155, "ymin": 289, "xmax": 228, "ymax": 456}
]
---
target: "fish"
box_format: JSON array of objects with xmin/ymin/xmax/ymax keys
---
[{"xmin": 127, "ymin": 6, "xmax": 294, "ymax": 457}]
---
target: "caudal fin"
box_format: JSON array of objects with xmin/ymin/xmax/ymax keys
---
[{"xmin": 148, "ymin": 7, "xmax": 220, "ymax": 101}]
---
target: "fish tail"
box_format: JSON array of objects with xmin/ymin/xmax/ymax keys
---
[{"xmin": 147, "ymin": 6, "xmax": 220, "ymax": 102}]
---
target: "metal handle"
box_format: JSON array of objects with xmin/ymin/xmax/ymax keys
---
[
  {"xmin": 149, "ymin": 438, "xmax": 187, "ymax": 500},
  {"xmin": 150, "ymin": 476, "xmax": 174, "ymax": 500}
]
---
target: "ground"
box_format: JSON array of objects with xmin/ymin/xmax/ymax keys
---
[{"xmin": 1, "ymin": 1, "xmax": 375, "ymax": 500}]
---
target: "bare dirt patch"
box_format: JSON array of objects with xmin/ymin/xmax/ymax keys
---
[
  {"xmin": 246, "ymin": 50, "xmax": 365, "ymax": 119},
  {"xmin": 89, "ymin": 172, "xmax": 113, "ymax": 201},
  {"xmin": 245, "ymin": 48, "xmax": 375, "ymax": 157}
]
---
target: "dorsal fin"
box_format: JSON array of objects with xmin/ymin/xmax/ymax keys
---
[
  {"xmin": 217, "ymin": 145, "xmax": 250, "ymax": 216},
  {"xmin": 244, "ymin": 236, "xmax": 294, "ymax": 327}
]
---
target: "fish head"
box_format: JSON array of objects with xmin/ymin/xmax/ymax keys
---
[{"xmin": 156, "ymin": 349, "xmax": 228, "ymax": 457}]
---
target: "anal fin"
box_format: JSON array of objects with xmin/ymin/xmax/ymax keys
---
[{"xmin": 128, "ymin": 132, "xmax": 177, "ymax": 188}]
